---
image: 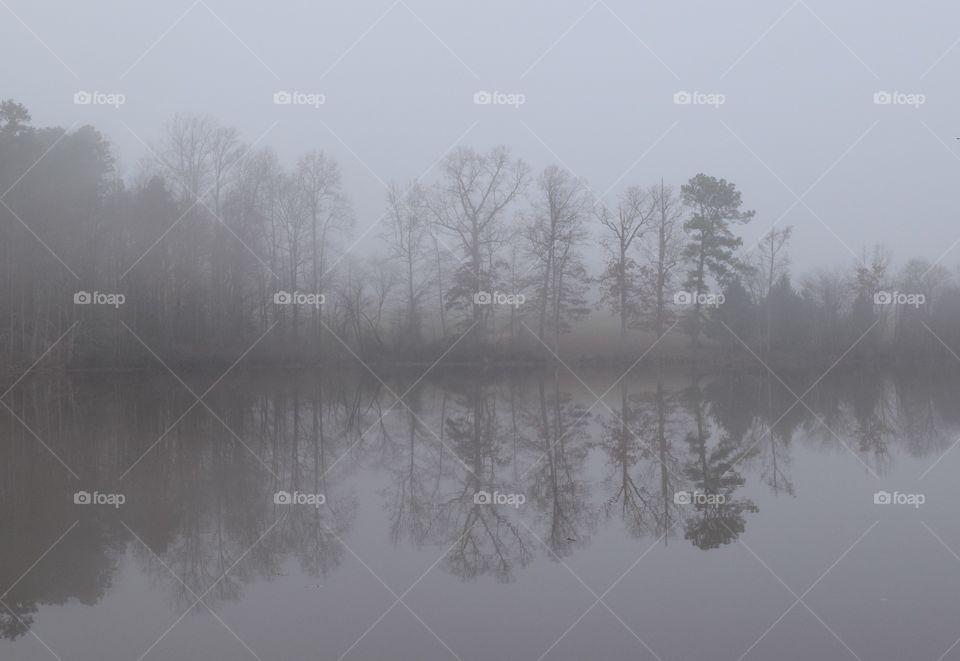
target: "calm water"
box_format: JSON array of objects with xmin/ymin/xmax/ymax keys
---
[{"xmin": 1, "ymin": 368, "xmax": 959, "ymax": 661}]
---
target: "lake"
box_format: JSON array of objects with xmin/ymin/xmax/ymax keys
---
[{"xmin": 1, "ymin": 368, "xmax": 958, "ymax": 661}]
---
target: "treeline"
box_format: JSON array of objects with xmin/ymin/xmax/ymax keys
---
[{"xmin": 1, "ymin": 99, "xmax": 958, "ymax": 369}]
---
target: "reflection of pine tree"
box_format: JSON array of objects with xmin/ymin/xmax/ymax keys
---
[
  {"xmin": 681, "ymin": 386, "xmax": 758, "ymax": 550},
  {"xmin": 0, "ymin": 599, "xmax": 36, "ymax": 640}
]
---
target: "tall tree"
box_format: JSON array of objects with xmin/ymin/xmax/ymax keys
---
[
  {"xmin": 639, "ymin": 181, "xmax": 686, "ymax": 339},
  {"xmin": 524, "ymin": 165, "xmax": 592, "ymax": 354},
  {"xmin": 428, "ymin": 146, "xmax": 528, "ymax": 349},
  {"xmin": 681, "ymin": 174, "xmax": 755, "ymax": 347},
  {"xmin": 749, "ymin": 226, "xmax": 793, "ymax": 355},
  {"xmin": 597, "ymin": 186, "xmax": 654, "ymax": 351},
  {"xmin": 296, "ymin": 150, "xmax": 351, "ymax": 349},
  {"xmin": 382, "ymin": 181, "xmax": 429, "ymax": 347}
]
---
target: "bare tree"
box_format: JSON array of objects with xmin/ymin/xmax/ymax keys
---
[
  {"xmin": 597, "ymin": 186, "xmax": 655, "ymax": 351},
  {"xmin": 381, "ymin": 182, "xmax": 430, "ymax": 347},
  {"xmin": 639, "ymin": 181, "xmax": 686, "ymax": 340},
  {"xmin": 295, "ymin": 150, "xmax": 351, "ymax": 350},
  {"xmin": 853, "ymin": 244, "xmax": 892, "ymax": 301},
  {"xmin": 227, "ymin": 147, "xmax": 282, "ymax": 333},
  {"xmin": 427, "ymin": 146, "xmax": 528, "ymax": 349},
  {"xmin": 275, "ymin": 172, "xmax": 309, "ymax": 341},
  {"xmin": 155, "ymin": 114, "xmax": 246, "ymax": 346},
  {"xmin": 899, "ymin": 258, "xmax": 949, "ymax": 311},
  {"xmin": 749, "ymin": 226, "xmax": 793, "ymax": 355},
  {"xmin": 801, "ymin": 266, "xmax": 850, "ymax": 353},
  {"xmin": 524, "ymin": 165, "xmax": 592, "ymax": 354},
  {"xmin": 503, "ymin": 238, "xmax": 534, "ymax": 351}
]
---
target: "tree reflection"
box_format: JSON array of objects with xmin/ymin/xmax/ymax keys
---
[
  {"xmin": 527, "ymin": 369, "xmax": 593, "ymax": 557},
  {"xmin": 439, "ymin": 378, "xmax": 531, "ymax": 581},
  {"xmin": 679, "ymin": 378, "xmax": 758, "ymax": 550},
  {"xmin": 3, "ymin": 367, "xmax": 959, "ymax": 639},
  {"xmin": 600, "ymin": 379, "xmax": 658, "ymax": 538}
]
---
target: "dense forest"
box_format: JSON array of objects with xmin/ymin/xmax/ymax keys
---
[{"xmin": 2, "ymin": 99, "xmax": 958, "ymax": 370}]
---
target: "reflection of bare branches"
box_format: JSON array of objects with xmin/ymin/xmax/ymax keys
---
[
  {"xmin": 527, "ymin": 371, "xmax": 593, "ymax": 557},
  {"xmin": 600, "ymin": 380, "xmax": 656, "ymax": 538},
  {"xmin": 754, "ymin": 421, "xmax": 795, "ymax": 497},
  {"xmin": 893, "ymin": 374, "xmax": 952, "ymax": 458},
  {"xmin": 10, "ymin": 367, "xmax": 960, "ymax": 641},
  {"xmin": 423, "ymin": 380, "xmax": 534, "ymax": 581},
  {"xmin": 602, "ymin": 377, "xmax": 687, "ymax": 542},
  {"xmin": 446, "ymin": 493, "xmax": 531, "ymax": 583},
  {"xmin": 382, "ymin": 393, "xmax": 451, "ymax": 549},
  {"xmin": 279, "ymin": 499, "xmax": 355, "ymax": 579}
]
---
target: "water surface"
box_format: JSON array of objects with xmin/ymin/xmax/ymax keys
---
[{"xmin": 1, "ymin": 368, "xmax": 958, "ymax": 660}]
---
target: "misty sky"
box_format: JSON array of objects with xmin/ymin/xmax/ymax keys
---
[{"xmin": 3, "ymin": 0, "xmax": 958, "ymax": 273}]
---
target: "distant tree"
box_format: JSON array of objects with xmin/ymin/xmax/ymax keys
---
[
  {"xmin": 0, "ymin": 99, "xmax": 30, "ymax": 137},
  {"xmin": 707, "ymin": 279, "xmax": 757, "ymax": 351},
  {"xmin": 801, "ymin": 266, "xmax": 850, "ymax": 355},
  {"xmin": 125, "ymin": 176, "xmax": 179, "ymax": 341},
  {"xmin": 502, "ymin": 238, "xmax": 535, "ymax": 350},
  {"xmin": 275, "ymin": 171, "xmax": 309, "ymax": 341},
  {"xmin": 0, "ymin": 117, "xmax": 113, "ymax": 362},
  {"xmin": 336, "ymin": 256, "xmax": 397, "ymax": 356},
  {"xmin": 767, "ymin": 274, "xmax": 808, "ymax": 355},
  {"xmin": 853, "ymin": 244, "xmax": 891, "ymax": 301},
  {"xmin": 850, "ymin": 244, "xmax": 891, "ymax": 353},
  {"xmin": 749, "ymin": 226, "xmax": 793, "ymax": 355},
  {"xmin": 224, "ymin": 146, "xmax": 283, "ymax": 335},
  {"xmin": 894, "ymin": 258, "xmax": 950, "ymax": 351},
  {"xmin": 898, "ymin": 258, "xmax": 949, "ymax": 315},
  {"xmin": 930, "ymin": 285, "xmax": 960, "ymax": 352}
]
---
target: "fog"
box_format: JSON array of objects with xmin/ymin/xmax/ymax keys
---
[
  {"xmin": 4, "ymin": 4, "xmax": 960, "ymax": 661},
  {"xmin": 4, "ymin": 0, "xmax": 959, "ymax": 272}
]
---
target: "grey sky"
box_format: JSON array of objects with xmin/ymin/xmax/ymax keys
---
[{"xmin": 3, "ymin": 0, "xmax": 958, "ymax": 273}]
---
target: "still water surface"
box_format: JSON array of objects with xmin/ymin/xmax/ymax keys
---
[{"xmin": 1, "ymin": 368, "xmax": 958, "ymax": 660}]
